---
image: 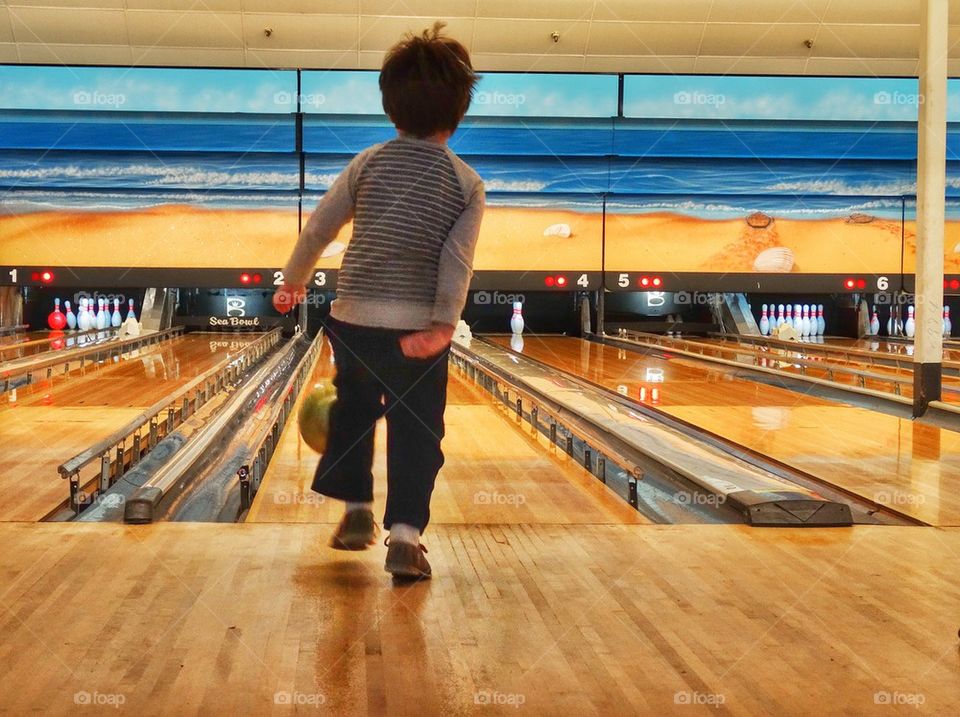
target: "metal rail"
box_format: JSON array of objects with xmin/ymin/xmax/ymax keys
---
[
  {"xmin": 708, "ymin": 331, "xmax": 960, "ymax": 373},
  {"xmin": 237, "ymin": 331, "xmax": 325, "ymax": 514},
  {"xmin": 56, "ymin": 328, "xmax": 282, "ymax": 515},
  {"xmin": 455, "ymin": 338, "xmax": 861, "ymax": 526},
  {"xmin": 1, "ymin": 326, "xmax": 180, "ymax": 393},
  {"xmin": 612, "ymin": 328, "xmax": 959, "ymax": 405},
  {"xmin": 0, "ymin": 326, "xmax": 120, "ymax": 361}
]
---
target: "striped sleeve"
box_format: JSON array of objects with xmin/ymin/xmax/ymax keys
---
[
  {"xmin": 281, "ymin": 146, "xmax": 377, "ymax": 287},
  {"xmin": 431, "ymin": 179, "xmax": 485, "ymax": 326}
]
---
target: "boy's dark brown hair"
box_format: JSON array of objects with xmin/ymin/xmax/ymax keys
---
[{"xmin": 380, "ymin": 21, "xmax": 479, "ymax": 138}]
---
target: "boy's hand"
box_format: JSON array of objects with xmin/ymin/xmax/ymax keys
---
[
  {"xmin": 273, "ymin": 284, "xmax": 306, "ymax": 314},
  {"xmin": 400, "ymin": 323, "xmax": 454, "ymax": 359}
]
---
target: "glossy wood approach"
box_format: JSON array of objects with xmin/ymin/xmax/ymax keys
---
[
  {"xmin": 0, "ymin": 521, "xmax": 957, "ymax": 715},
  {"xmin": 0, "ymin": 333, "xmax": 261, "ymax": 521},
  {"xmin": 249, "ymin": 337, "xmax": 643, "ymax": 526},
  {"xmin": 490, "ymin": 335, "xmax": 960, "ymax": 527}
]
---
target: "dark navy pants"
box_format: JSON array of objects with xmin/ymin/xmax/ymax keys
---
[{"xmin": 312, "ymin": 316, "xmax": 448, "ymax": 532}]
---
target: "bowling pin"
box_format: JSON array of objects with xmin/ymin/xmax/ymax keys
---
[
  {"xmin": 111, "ymin": 298, "xmax": 122, "ymax": 328},
  {"xmin": 905, "ymin": 306, "xmax": 916, "ymax": 338},
  {"xmin": 801, "ymin": 304, "xmax": 811, "ymax": 337},
  {"xmin": 77, "ymin": 299, "xmax": 89, "ymax": 331},
  {"xmin": 817, "ymin": 304, "xmax": 825, "ymax": 335},
  {"xmin": 776, "ymin": 304, "xmax": 785, "ymax": 328},
  {"xmin": 869, "ymin": 306, "xmax": 880, "ymax": 336},
  {"xmin": 98, "ymin": 298, "xmax": 108, "ymax": 330},
  {"xmin": 759, "ymin": 304, "xmax": 770, "ymax": 336},
  {"xmin": 784, "ymin": 305, "xmax": 792, "ymax": 331},
  {"xmin": 64, "ymin": 300, "xmax": 77, "ymax": 330},
  {"xmin": 793, "ymin": 304, "xmax": 803, "ymax": 334},
  {"xmin": 127, "ymin": 299, "xmax": 137, "ymax": 320},
  {"xmin": 945, "ymin": 306, "xmax": 953, "ymax": 337},
  {"xmin": 886, "ymin": 309, "xmax": 893, "ymax": 336},
  {"xmin": 896, "ymin": 306, "xmax": 904, "ymax": 337},
  {"xmin": 510, "ymin": 301, "xmax": 524, "ymax": 334}
]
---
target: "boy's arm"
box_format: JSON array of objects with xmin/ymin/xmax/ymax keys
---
[
  {"xmin": 430, "ymin": 182, "xmax": 486, "ymax": 327},
  {"xmin": 281, "ymin": 149, "xmax": 372, "ymax": 288}
]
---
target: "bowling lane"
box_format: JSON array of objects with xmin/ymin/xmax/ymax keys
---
[
  {"xmin": 680, "ymin": 335, "xmax": 960, "ymax": 402},
  {"xmin": 490, "ymin": 334, "xmax": 960, "ymax": 526},
  {"xmin": 0, "ymin": 332, "xmax": 264, "ymax": 521},
  {"xmin": 248, "ymin": 336, "xmax": 645, "ymax": 525}
]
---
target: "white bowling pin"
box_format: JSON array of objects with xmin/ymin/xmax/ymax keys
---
[
  {"xmin": 510, "ymin": 301, "xmax": 524, "ymax": 334},
  {"xmin": 905, "ymin": 306, "xmax": 916, "ymax": 338},
  {"xmin": 945, "ymin": 306, "xmax": 952, "ymax": 337},
  {"xmin": 127, "ymin": 299, "xmax": 136, "ymax": 320},
  {"xmin": 77, "ymin": 299, "xmax": 89, "ymax": 331},
  {"xmin": 111, "ymin": 298, "xmax": 122, "ymax": 328},
  {"xmin": 776, "ymin": 304, "xmax": 785, "ymax": 328},
  {"xmin": 886, "ymin": 309, "xmax": 893, "ymax": 336},
  {"xmin": 784, "ymin": 305, "xmax": 792, "ymax": 330},
  {"xmin": 64, "ymin": 300, "xmax": 77, "ymax": 330},
  {"xmin": 817, "ymin": 304, "xmax": 825, "ymax": 335},
  {"xmin": 759, "ymin": 304, "xmax": 770, "ymax": 336},
  {"xmin": 793, "ymin": 304, "xmax": 803, "ymax": 334},
  {"xmin": 869, "ymin": 306, "xmax": 880, "ymax": 336},
  {"xmin": 96, "ymin": 298, "xmax": 106, "ymax": 330},
  {"xmin": 801, "ymin": 304, "xmax": 811, "ymax": 337}
]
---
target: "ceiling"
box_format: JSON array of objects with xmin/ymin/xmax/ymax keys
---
[{"xmin": 2, "ymin": 0, "xmax": 960, "ymax": 76}]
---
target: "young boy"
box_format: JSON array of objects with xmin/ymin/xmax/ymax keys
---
[{"xmin": 274, "ymin": 23, "xmax": 483, "ymax": 580}]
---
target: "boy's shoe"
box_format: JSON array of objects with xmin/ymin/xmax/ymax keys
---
[
  {"xmin": 330, "ymin": 509, "xmax": 378, "ymax": 550},
  {"xmin": 384, "ymin": 539, "xmax": 432, "ymax": 580}
]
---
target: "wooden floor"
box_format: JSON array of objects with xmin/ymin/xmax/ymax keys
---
[
  {"xmin": 1, "ymin": 521, "xmax": 957, "ymax": 715},
  {"xmin": 0, "ymin": 333, "xmax": 260, "ymax": 521},
  {"xmin": 491, "ymin": 335, "xmax": 960, "ymax": 527},
  {"xmin": 249, "ymin": 338, "xmax": 643, "ymax": 526}
]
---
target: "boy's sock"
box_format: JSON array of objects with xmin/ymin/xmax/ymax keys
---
[
  {"xmin": 389, "ymin": 523, "xmax": 420, "ymax": 546},
  {"xmin": 345, "ymin": 501, "xmax": 373, "ymax": 514}
]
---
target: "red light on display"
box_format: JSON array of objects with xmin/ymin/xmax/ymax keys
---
[
  {"xmin": 253, "ymin": 273, "xmax": 262, "ymax": 284},
  {"xmin": 844, "ymin": 278, "xmax": 855, "ymax": 289},
  {"xmin": 639, "ymin": 277, "xmax": 651, "ymax": 287},
  {"xmin": 951, "ymin": 279, "xmax": 960, "ymax": 291},
  {"xmin": 652, "ymin": 277, "xmax": 662, "ymax": 287},
  {"xmin": 544, "ymin": 276, "xmax": 555, "ymax": 287},
  {"xmin": 40, "ymin": 271, "xmax": 53, "ymax": 283},
  {"xmin": 556, "ymin": 275, "xmax": 567, "ymax": 287},
  {"xmin": 31, "ymin": 271, "xmax": 40, "ymax": 281},
  {"xmin": 240, "ymin": 273, "xmax": 251, "ymax": 284},
  {"xmin": 856, "ymin": 279, "xmax": 866, "ymax": 289}
]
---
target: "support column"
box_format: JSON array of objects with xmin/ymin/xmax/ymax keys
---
[{"xmin": 914, "ymin": 0, "xmax": 949, "ymax": 416}]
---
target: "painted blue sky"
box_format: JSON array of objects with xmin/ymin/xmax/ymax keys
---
[
  {"xmin": 3, "ymin": 65, "xmax": 960, "ymax": 122},
  {"xmin": 624, "ymin": 75, "xmax": 959, "ymax": 122},
  {"xmin": 300, "ymin": 70, "xmax": 618, "ymax": 117},
  {"xmin": 0, "ymin": 66, "xmax": 296, "ymax": 113}
]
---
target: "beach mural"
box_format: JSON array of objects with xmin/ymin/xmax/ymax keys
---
[
  {"xmin": 903, "ymin": 199, "xmax": 960, "ymax": 275},
  {"xmin": 1, "ymin": 67, "xmax": 959, "ymax": 281}
]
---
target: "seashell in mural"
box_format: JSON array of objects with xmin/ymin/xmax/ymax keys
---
[
  {"xmin": 543, "ymin": 223, "xmax": 572, "ymax": 238},
  {"xmin": 953, "ymin": 242, "xmax": 960, "ymax": 254},
  {"xmin": 753, "ymin": 246, "xmax": 795, "ymax": 272},
  {"xmin": 847, "ymin": 213, "xmax": 875, "ymax": 224},
  {"xmin": 746, "ymin": 211, "xmax": 773, "ymax": 229},
  {"xmin": 321, "ymin": 241, "xmax": 346, "ymax": 258}
]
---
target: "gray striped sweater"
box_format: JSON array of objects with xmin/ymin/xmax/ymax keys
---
[{"xmin": 283, "ymin": 135, "xmax": 485, "ymax": 329}]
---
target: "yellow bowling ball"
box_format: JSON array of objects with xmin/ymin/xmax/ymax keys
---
[{"xmin": 297, "ymin": 382, "xmax": 336, "ymax": 453}]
